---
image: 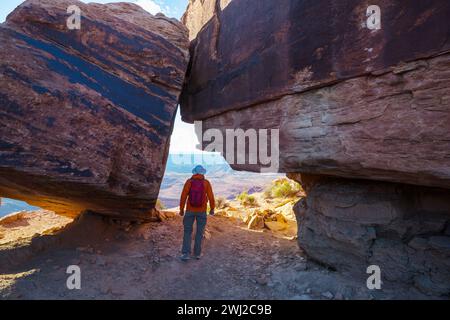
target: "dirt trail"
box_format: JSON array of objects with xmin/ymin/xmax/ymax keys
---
[{"xmin": 0, "ymin": 213, "xmax": 434, "ymax": 300}]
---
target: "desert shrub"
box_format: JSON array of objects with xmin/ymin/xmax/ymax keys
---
[
  {"xmin": 236, "ymin": 191, "xmax": 257, "ymax": 207},
  {"xmin": 246, "ymin": 195, "xmax": 257, "ymax": 206},
  {"xmin": 215, "ymin": 197, "xmax": 229, "ymax": 209},
  {"xmin": 236, "ymin": 191, "xmax": 247, "ymax": 202},
  {"xmin": 264, "ymin": 178, "xmax": 303, "ymax": 199}
]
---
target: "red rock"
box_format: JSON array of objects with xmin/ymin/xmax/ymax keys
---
[
  {"xmin": 0, "ymin": 0, "xmax": 189, "ymax": 219},
  {"xmin": 291, "ymin": 173, "xmax": 450, "ymax": 296},
  {"xmin": 182, "ymin": 0, "xmax": 232, "ymax": 41}
]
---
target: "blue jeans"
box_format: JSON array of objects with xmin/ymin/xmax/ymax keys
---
[{"xmin": 182, "ymin": 212, "xmax": 207, "ymax": 256}]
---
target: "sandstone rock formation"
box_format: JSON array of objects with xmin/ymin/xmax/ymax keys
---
[
  {"xmin": 181, "ymin": 0, "xmax": 232, "ymax": 41},
  {"xmin": 291, "ymin": 173, "xmax": 450, "ymax": 296},
  {"xmin": 0, "ymin": 0, "xmax": 189, "ymax": 219},
  {"xmin": 180, "ymin": 0, "xmax": 450, "ymax": 295}
]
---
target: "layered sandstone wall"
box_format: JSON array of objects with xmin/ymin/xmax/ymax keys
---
[
  {"xmin": 0, "ymin": 0, "xmax": 189, "ymax": 219},
  {"xmin": 180, "ymin": 0, "xmax": 450, "ymax": 295},
  {"xmin": 180, "ymin": 0, "xmax": 450, "ymax": 188}
]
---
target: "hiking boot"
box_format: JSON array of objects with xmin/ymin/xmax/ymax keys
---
[{"xmin": 180, "ymin": 254, "xmax": 190, "ymax": 261}]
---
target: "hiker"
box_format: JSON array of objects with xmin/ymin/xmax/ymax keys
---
[{"xmin": 179, "ymin": 165, "xmax": 215, "ymax": 261}]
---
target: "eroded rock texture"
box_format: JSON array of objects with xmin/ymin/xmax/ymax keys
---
[
  {"xmin": 182, "ymin": 0, "xmax": 232, "ymax": 40},
  {"xmin": 291, "ymin": 173, "xmax": 450, "ymax": 296},
  {"xmin": 0, "ymin": 0, "xmax": 189, "ymax": 219},
  {"xmin": 181, "ymin": 0, "xmax": 450, "ymax": 188}
]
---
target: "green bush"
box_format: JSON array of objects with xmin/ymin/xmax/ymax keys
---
[
  {"xmin": 236, "ymin": 191, "xmax": 246, "ymax": 201},
  {"xmin": 246, "ymin": 195, "xmax": 256, "ymax": 206}
]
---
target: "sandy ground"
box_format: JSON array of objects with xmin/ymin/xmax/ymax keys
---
[{"xmin": 0, "ymin": 209, "xmax": 436, "ymax": 300}]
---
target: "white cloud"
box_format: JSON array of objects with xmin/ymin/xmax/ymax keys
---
[{"xmin": 134, "ymin": 0, "xmax": 162, "ymax": 15}]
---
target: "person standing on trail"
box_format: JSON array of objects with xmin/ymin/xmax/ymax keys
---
[{"xmin": 179, "ymin": 165, "xmax": 215, "ymax": 261}]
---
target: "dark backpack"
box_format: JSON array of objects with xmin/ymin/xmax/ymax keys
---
[{"xmin": 189, "ymin": 178, "xmax": 205, "ymax": 207}]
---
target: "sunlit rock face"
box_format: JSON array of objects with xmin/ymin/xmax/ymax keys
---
[
  {"xmin": 180, "ymin": 0, "xmax": 450, "ymax": 188},
  {"xmin": 0, "ymin": 0, "xmax": 189, "ymax": 219},
  {"xmin": 181, "ymin": 0, "xmax": 232, "ymax": 41},
  {"xmin": 291, "ymin": 173, "xmax": 450, "ymax": 296}
]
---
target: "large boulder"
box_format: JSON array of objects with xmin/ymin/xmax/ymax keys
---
[
  {"xmin": 181, "ymin": 0, "xmax": 232, "ymax": 40},
  {"xmin": 0, "ymin": 0, "xmax": 189, "ymax": 219},
  {"xmin": 180, "ymin": 0, "xmax": 450, "ymax": 296},
  {"xmin": 180, "ymin": 0, "xmax": 450, "ymax": 189}
]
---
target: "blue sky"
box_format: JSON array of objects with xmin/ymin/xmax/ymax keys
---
[{"xmin": 1, "ymin": 0, "xmax": 200, "ymax": 154}]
